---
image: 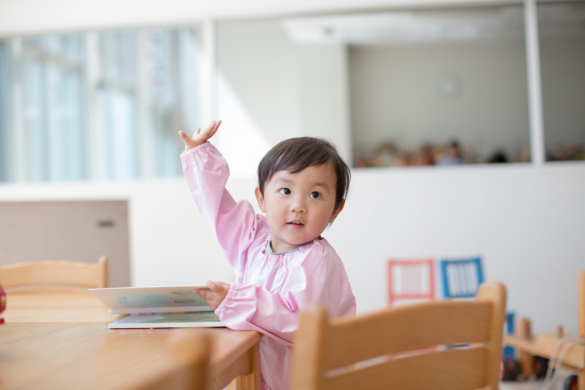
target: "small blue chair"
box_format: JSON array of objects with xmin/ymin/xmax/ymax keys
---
[
  {"xmin": 439, "ymin": 257, "xmax": 484, "ymax": 299},
  {"xmin": 503, "ymin": 312, "xmax": 516, "ymax": 359}
]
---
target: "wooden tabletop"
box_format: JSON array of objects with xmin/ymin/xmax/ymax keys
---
[
  {"xmin": 1, "ymin": 288, "xmax": 262, "ymax": 390},
  {"xmin": 504, "ymin": 334, "xmax": 585, "ymax": 371},
  {"xmin": 4, "ymin": 288, "xmax": 125, "ymax": 322}
]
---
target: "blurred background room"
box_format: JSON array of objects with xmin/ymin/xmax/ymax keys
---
[{"xmin": 0, "ymin": 0, "xmax": 584, "ymax": 335}]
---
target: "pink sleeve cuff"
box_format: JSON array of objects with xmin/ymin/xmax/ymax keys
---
[
  {"xmin": 179, "ymin": 141, "xmax": 211, "ymax": 159},
  {"xmin": 215, "ymin": 282, "xmax": 242, "ymax": 318}
]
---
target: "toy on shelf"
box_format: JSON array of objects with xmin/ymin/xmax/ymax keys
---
[{"xmin": 503, "ymin": 271, "xmax": 585, "ymax": 390}]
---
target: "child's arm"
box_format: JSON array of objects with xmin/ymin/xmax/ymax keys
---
[{"xmin": 179, "ymin": 121, "xmax": 267, "ymax": 271}]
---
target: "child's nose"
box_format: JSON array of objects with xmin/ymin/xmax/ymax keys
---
[{"xmin": 290, "ymin": 196, "xmax": 306, "ymax": 213}]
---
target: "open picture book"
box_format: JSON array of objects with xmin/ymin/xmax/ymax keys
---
[{"xmin": 90, "ymin": 286, "xmax": 225, "ymax": 329}]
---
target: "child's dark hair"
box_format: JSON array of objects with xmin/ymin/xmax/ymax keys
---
[{"xmin": 257, "ymin": 137, "xmax": 350, "ymax": 212}]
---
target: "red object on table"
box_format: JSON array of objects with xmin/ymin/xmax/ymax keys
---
[{"xmin": 0, "ymin": 284, "xmax": 6, "ymax": 324}]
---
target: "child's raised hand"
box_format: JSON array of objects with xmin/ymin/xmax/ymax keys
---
[
  {"xmin": 193, "ymin": 280, "xmax": 230, "ymax": 311},
  {"xmin": 178, "ymin": 120, "xmax": 222, "ymax": 151}
]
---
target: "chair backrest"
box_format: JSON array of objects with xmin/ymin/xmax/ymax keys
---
[
  {"xmin": 127, "ymin": 332, "xmax": 211, "ymax": 390},
  {"xmin": 387, "ymin": 258, "xmax": 435, "ymax": 305},
  {"xmin": 439, "ymin": 257, "xmax": 484, "ymax": 298},
  {"xmin": 0, "ymin": 256, "xmax": 109, "ymax": 289},
  {"xmin": 291, "ymin": 281, "xmax": 507, "ymax": 390}
]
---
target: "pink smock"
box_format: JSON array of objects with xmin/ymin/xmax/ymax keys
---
[{"xmin": 181, "ymin": 142, "xmax": 356, "ymax": 390}]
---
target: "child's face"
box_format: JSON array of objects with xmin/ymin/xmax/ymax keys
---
[{"xmin": 255, "ymin": 163, "xmax": 344, "ymax": 254}]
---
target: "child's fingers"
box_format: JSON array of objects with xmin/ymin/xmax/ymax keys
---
[
  {"xmin": 206, "ymin": 280, "xmax": 217, "ymax": 290},
  {"xmin": 178, "ymin": 131, "xmax": 198, "ymax": 150},
  {"xmin": 178, "ymin": 131, "xmax": 193, "ymax": 144},
  {"xmin": 207, "ymin": 280, "xmax": 228, "ymax": 294},
  {"xmin": 210, "ymin": 120, "xmax": 221, "ymax": 137},
  {"xmin": 203, "ymin": 121, "xmax": 216, "ymax": 134},
  {"xmin": 204, "ymin": 120, "xmax": 221, "ymax": 136}
]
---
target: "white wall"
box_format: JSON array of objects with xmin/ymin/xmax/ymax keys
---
[
  {"xmin": 297, "ymin": 43, "xmax": 352, "ymax": 164},
  {"xmin": 1, "ymin": 162, "xmax": 584, "ymax": 334},
  {"xmin": 216, "ymin": 19, "xmax": 352, "ymax": 167}
]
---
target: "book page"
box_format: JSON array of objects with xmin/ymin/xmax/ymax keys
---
[{"xmin": 90, "ymin": 286, "xmax": 214, "ymax": 314}]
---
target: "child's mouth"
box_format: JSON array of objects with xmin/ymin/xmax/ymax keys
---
[{"xmin": 287, "ymin": 221, "xmax": 304, "ymax": 226}]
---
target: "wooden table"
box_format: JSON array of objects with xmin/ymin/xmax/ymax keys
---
[
  {"xmin": 0, "ymin": 289, "xmax": 262, "ymax": 390},
  {"xmin": 504, "ymin": 334, "xmax": 584, "ymax": 390},
  {"xmin": 502, "ymin": 272, "xmax": 585, "ymax": 390}
]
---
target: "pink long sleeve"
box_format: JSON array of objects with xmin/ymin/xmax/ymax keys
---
[{"xmin": 180, "ymin": 142, "xmax": 268, "ymax": 272}]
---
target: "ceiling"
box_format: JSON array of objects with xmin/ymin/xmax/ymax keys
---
[{"xmin": 282, "ymin": 3, "xmax": 585, "ymax": 44}]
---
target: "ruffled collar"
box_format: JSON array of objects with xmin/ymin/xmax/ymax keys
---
[{"xmin": 263, "ymin": 237, "xmax": 322, "ymax": 256}]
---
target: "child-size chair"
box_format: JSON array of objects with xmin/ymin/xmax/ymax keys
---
[
  {"xmin": 439, "ymin": 257, "xmax": 484, "ymax": 299},
  {"xmin": 387, "ymin": 258, "xmax": 435, "ymax": 306},
  {"xmin": 0, "ymin": 256, "xmax": 109, "ymax": 290},
  {"xmin": 291, "ymin": 281, "xmax": 507, "ymax": 390}
]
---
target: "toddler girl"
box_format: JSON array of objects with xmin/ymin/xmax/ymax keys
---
[{"xmin": 179, "ymin": 120, "xmax": 356, "ymax": 390}]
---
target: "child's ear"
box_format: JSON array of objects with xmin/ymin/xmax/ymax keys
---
[
  {"xmin": 255, "ymin": 187, "xmax": 266, "ymax": 213},
  {"xmin": 329, "ymin": 199, "xmax": 345, "ymax": 223}
]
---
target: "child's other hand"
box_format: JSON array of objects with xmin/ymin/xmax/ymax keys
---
[
  {"xmin": 193, "ymin": 280, "xmax": 230, "ymax": 311},
  {"xmin": 178, "ymin": 120, "xmax": 222, "ymax": 150}
]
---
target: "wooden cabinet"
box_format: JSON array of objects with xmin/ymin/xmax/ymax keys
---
[{"xmin": 0, "ymin": 200, "xmax": 130, "ymax": 287}]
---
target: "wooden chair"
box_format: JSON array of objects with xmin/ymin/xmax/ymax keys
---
[
  {"xmin": 127, "ymin": 332, "xmax": 212, "ymax": 390},
  {"xmin": 0, "ymin": 256, "xmax": 109, "ymax": 289},
  {"xmin": 291, "ymin": 281, "xmax": 507, "ymax": 390}
]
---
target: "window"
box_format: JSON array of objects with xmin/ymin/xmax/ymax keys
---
[
  {"xmin": 344, "ymin": 5, "xmax": 530, "ymax": 167},
  {"xmin": 0, "ymin": 26, "xmax": 203, "ymax": 182},
  {"xmin": 538, "ymin": 1, "xmax": 585, "ymax": 162}
]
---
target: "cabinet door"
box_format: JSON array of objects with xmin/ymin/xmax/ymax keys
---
[{"xmin": 0, "ymin": 200, "xmax": 130, "ymax": 287}]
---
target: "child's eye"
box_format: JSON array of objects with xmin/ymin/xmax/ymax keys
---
[
  {"xmin": 279, "ymin": 188, "xmax": 291, "ymax": 195},
  {"xmin": 310, "ymin": 192, "xmax": 321, "ymax": 199}
]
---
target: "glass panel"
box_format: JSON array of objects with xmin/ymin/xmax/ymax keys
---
[
  {"xmin": 100, "ymin": 30, "xmax": 136, "ymax": 87},
  {"xmin": 146, "ymin": 27, "xmax": 196, "ymax": 177},
  {"xmin": 24, "ymin": 57, "xmax": 49, "ymax": 181},
  {"xmin": 538, "ymin": 1, "xmax": 585, "ymax": 162},
  {"xmin": 49, "ymin": 66, "xmax": 85, "ymax": 180},
  {"xmin": 347, "ymin": 5, "xmax": 529, "ymax": 167},
  {"xmin": 22, "ymin": 34, "xmax": 86, "ymax": 182},
  {"xmin": 31, "ymin": 34, "xmax": 84, "ymax": 66},
  {"xmin": 97, "ymin": 29, "xmax": 137, "ymax": 180}
]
